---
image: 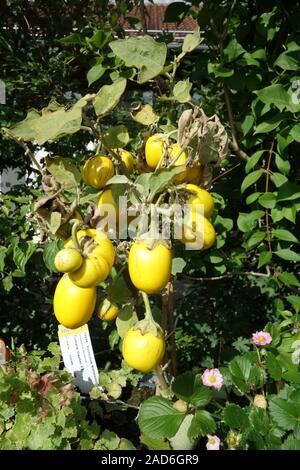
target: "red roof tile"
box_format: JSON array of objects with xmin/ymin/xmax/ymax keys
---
[{"xmin": 119, "ymin": 4, "xmax": 198, "ymax": 33}]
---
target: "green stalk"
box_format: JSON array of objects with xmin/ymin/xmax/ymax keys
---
[
  {"xmin": 71, "ymin": 220, "xmax": 82, "ymax": 252},
  {"xmin": 141, "ymin": 291, "xmax": 154, "ymax": 323}
]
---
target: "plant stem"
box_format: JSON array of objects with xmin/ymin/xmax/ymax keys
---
[
  {"xmin": 71, "ymin": 220, "xmax": 82, "ymax": 252},
  {"xmin": 141, "ymin": 291, "xmax": 154, "ymax": 323},
  {"xmin": 265, "ymin": 141, "xmax": 275, "ymax": 254},
  {"xmin": 155, "ymin": 364, "xmax": 170, "ymax": 395}
]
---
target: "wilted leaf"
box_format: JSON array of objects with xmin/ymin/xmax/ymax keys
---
[
  {"xmin": 46, "ymin": 156, "xmax": 81, "ymax": 190},
  {"xmin": 132, "ymin": 104, "xmax": 159, "ymax": 125}
]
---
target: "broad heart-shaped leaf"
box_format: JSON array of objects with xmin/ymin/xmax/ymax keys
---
[
  {"xmin": 241, "ymin": 169, "xmax": 264, "ymax": 193},
  {"xmin": 13, "ymin": 242, "xmax": 36, "ymax": 273},
  {"xmin": 5, "ymin": 95, "xmax": 92, "ymax": 145},
  {"xmin": 223, "ymin": 404, "xmax": 249, "ymax": 430},
  {"xmin": 93, "ymin": 77, "xmax": 127, "ymax": 117},
  {"xmin": 187, "ymin": 410, "xmax": 216, "ymax": 439},
  {"xmin": 103, "ymin": 125, "xmax": 129, "ymax": 148},
  {"xmin": 182, "ymin": 27, "xmax": 202, "ymax": 53},
  {"xmin": 256, "ymin": 84, "xmax": 291, "ymax": 112},
  {"xmin": 46, "ymin": 156, "xmax": 81, "ymax": 190},
  {"xmin": 148, "ymin": 166, "xmax": 186, "ymax": 201},
  {"xmin": 109, "ymin": 36, "xmax": 167, "ymax": 84},
  {"xmin": 269, "ymin": 397, "xmax": 300, "ymax": 432},
  {"xmin": 138, "ymin": 396, "xmax": 185, "ymax": 439},
  {"xmin": 173, "ymin": 80, "xmax": 192, "ymax": 103},
  {"xmin": 115, "ymin": 304, "xmax": 138, "ymax": 338},
  {"xmin": 132, "ymin": 104, "xmax": 159, "ymax": 126}
]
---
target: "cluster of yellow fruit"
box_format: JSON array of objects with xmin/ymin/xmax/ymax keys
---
[{"xmin": 52, "ymin": 134, "xmax": 217, "ymax": 374}]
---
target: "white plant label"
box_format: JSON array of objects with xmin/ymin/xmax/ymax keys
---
[{"xmin": 58, "ymin": 324, "xmax": 98, "ymax": 393}]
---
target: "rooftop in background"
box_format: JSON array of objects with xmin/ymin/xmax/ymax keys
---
[{"xmin": 119, "ymin": 3, "xmax": 198, "ymax": 38}]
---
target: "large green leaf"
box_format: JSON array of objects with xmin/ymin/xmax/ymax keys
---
[
  {"xmin": 138, "ymin": 396, "xmax": 185, "ymax": 439},
  {"xmin": 237, "ymin": 211, "xmax": 264, "ymax": 232},
  {"xmin": 93, "ymin": 78, "xmax": 127, "ymax": 117},
  {"xmin": 274, "ymin": 41, "xmax": 300, "ymax": 71},
  {"xmin": 103, "ymin": 125, "xmax": 129, "ymax": 148},
  {"xmin": 173, "ymin": 80, "xmax": 192, "ymax": 103},
  {"xmin": 269, "ymin": 398, "xmax": 300, "ymax": 432},
  {"xmin": 46, "ymin": 156, "xmax": 81, "ymax": 190},
  {"xmin": 266, "ymin": 353, "xmax": 282, "ymax": 380},
  {"xmin": 5, "ymin": 96, "xmax": 92, "ymax": 145},
  {"xmin": 275, "ymin": 249, "xmax": 300, "ymax": 262},
  {"xmin": 13, "ymin": 242, "xmax": 36, "ymax": 273},
  {"xmin": 241, "ymin": 169, "xmax": 264, "ymax": 193},
  {"xmin": 115, "ymin": 304, "xmax": 138, "ymax": 338},
  {"xmin": 172, "ymin": 372, "xmax": 212, "ymax": 407},
  {"xmin": 182, "ymin": 28, "xmax": 202, "ymax": 53},
  {"xmin": 109, "ymin": 36, "xmax": 167, "ymax": 84},
  {"xmin": 223, "ymin": 404, "xmax": 249, "ymax": 429},
  {"xmin": 187, "ymin": 410, "xmax": 216, "ymax": 439},
  {"xmin": 256, "ymin": 84, "xmax": 291, "ymax": 111}
]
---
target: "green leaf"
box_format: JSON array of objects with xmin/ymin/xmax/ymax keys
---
[
  {"xmin": 256, "ymin": 84, "xmax": 291, "ymax": 112},
  {"xmin": 272, "ymin": 229, "xmax": 298, "ymax": 243},
  {"xmin": 245, "ymin": 150, "xmax": 264, "ymax": 173},
  {"xmin": 223, "ymin": 404, "xmax": 249, "ymax": 429},
  {"xmin": 103, "ymin": 125, "xmax": 129, "ymax": 148},
  {"xmin": 287, "ymin": 295, "xmax": 300, "ymax": 313},
  {"xmin": 164, "ymin": 2, "xmax": 190, "ymax": 23},
  {"xmin": 43, "ymin": 239, "xmax": 64, "ymax": 273},
  {"xmin": 290, "ymin": 124, "xmax": 300, "ymax": 143},
  {"xmin": 109, "ymin": 36, "xmax": 167, "ymax": 84},
  {"xmin": 241, "ymin": 115, "xmax": 254, "ymax": 137},
  {"xmin": 138, "ymin": 396, "xmax": 185, "ymax": 439},
  {"xmin": 170, "ymin": 415, "xmax": 196, "ymax": 451},
  {"xmin": 172, "ymin": 257, "xmax": 186, "ymax": 276},
  {"xmin": 245, "ymin": 231, "xmax": 265, "ymax": 249},
  {"xmin": 207, "ymin": 63, "xmax": 234, "ymax": 77},
  {"xmin": 278, "ymin": 272, "xmax": 300, "ymax": 288},
  {"xmin": 223, "ymin": 39, "xmax": 246, "ymax": 62},
  {"xmin": 115, "ymin": 304, "xmax": 138, "ymax": 338},
  {"xmin": 274, "ymin": 45, "xmax": 300, "ymax": 71},
  {"xmin": 241, "ymin": 169, "xmax": 264, "ymax": 193},
  {"xmin": 187, "ymin": 410, "xmax": 216, "ymax": 439},
  {"xmin": 87, "ymin": 63, "xmax": 106, "ymax": 87},
  {"xmin": 0, "ymin": 246, "xmax": 7, "ymax": 271},
  {"xmin": 49, "ymin": 211, "xmax": 62, "ymax": 235},
  {"xmin": 59, "ymin": 33, "xmax": 84, "ymax": 45},
  {"xmin": 140, "ymin": 433, "xmax": 171, "ymax": 450},
  {"xmin": 275, "ymin": 249, "xmax": 300, "ymax": 262},
  {"xmin": 46, "ymin": 156, "xmax": 81, "ymax": 190},
  {"xmin": 172, "ymin": 373, "xmax": 212, "ymax": 406},
  {"xmin": 282, "ymin": 436, "xmax": 300, "ymax": 450},
  {"xmin": 237, "ymin": 210, "xmax": 264, "ymax": 232},
  {"xmin": 249, "ymin": 408, "xmax": 269, "ymax": 436},
  {"xmin": 131, "ymin": 104, "xmax": 159, "ymax": 126},
  {"xmin": 5, "ymin": 96, "xmax": 91, "ymax": 145},
  {"xmin": 269, "ymin": 398, "xmax": 300, "ymax": 431},
  {"xmin": 13, "ymin": 242, "xmax": 36, "ymax": 273},
  {"xmin": 93, "ymin": 77, "xmax": 127, "ymax": 117},
  {"xmin": 148, "ymin": 166, "xmax": 185, "ymax": 201},
  {"xmin": 277, "ymin": 182, "xmax": 300, "ymax": 202},
  {"xmin": 229, "ymin": 356, "xmax": 251, "ymax": 382},
  {"xmin": 2, "ymin": 274, "xmax": 13, "ymax": 292},
  {"xmin": 282, "ymin": 206, "xmax": 297, "ymax": 224},
  {"xmin": 255, "ymin": 114, "xmax": 282, "ymax": 133},
  {"xmin": 271, "ymin": 172, "xmax": 288, "ymax": 188},
  {"xmin": 258, "ymin": 193, "xmax": 277, "ymax": 209},
  {"xmin": 173, "ymin": 80, "xmax": 192, "ymax": 103},
  {"xmin": 266, "ymin": 353, "xmax": 282, "ymax": 380},
  {"xmin": 275, "ymin": 154, "xmax": 290, "ymax": 176},
  {"xmin": 182, "ymin": 27, "xmax": 202, "ymax": 53}
]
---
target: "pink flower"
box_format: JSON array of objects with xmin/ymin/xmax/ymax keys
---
[
  {"xmin": 202, "ymin": 368, "xmax": 223, "ymax": 390},
  {"xmin": 252, "ymin": 331, "xmax": 272, "ymax": 346},
  {"xmin": 206, "ymin": 435, "xmax": 220, "ymax": 450}
]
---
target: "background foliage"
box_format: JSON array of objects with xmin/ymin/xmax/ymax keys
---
[{"xmin": 0, "ymin": 0, "xmax": 299, "ymax": 450}]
